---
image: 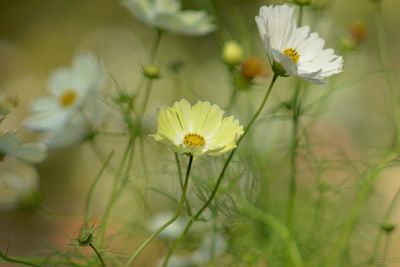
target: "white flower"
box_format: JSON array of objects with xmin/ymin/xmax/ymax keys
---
[
  {"xmin": 0, "ymin": 131, "xmax": 46, "ymax": 163},
  {"xmin": 148, "ymin": 212, "xmax": 186, "ymax": 239},
  {"xmin": 42, "ymin": 114, "xmax": 92, "ymax": 149},
  {"xmin": 0, "ymin": 158, "xmax": 39, "ymax": 210},
  {"xmin": 121, "ymin": 0, "xmax": 216, "ymax": 36},
  {"xmin": 24, "ymin": 53, "xmax": 105, "ymax": 132},
  {"xmin": 255, "ymin": 5, "xmax": 343, "ymax": 84},
  {"xmin": 160, "ymin": 233, "xmax": 227, "ymax": 267},
  {"xmin": 152, "ymin": 99, "xmax": 244, "ymax": 157}
]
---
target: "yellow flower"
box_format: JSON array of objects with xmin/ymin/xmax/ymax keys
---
[{"xmin": 152, "ymin": 99, "xmax": 244, "ymax": 157}]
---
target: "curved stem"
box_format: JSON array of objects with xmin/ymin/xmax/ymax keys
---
[
  {"xmin": 161, "ymin": 74, "xmax": 279, "ymax": 267},
  {"xmin": 89, "ymin": 242, "xmax": 107, "ymax": 267},
  {"xmin": 326, "ymin": 151, "xmax": 398, "ymax": 267},
  {"xmin": 124, "ymin": 155, "xmax": 194, "ymax": 267},
  {"xmin": 0, "ymin": 251, "xmax": 40, "ymax": 267}
]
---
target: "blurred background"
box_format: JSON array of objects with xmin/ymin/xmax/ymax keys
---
[{"xmin": 1, "ymin": 0, "xmax": 400, "ymax": 266}]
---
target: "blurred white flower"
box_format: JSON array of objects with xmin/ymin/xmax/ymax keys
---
[
  {"xmin": 42, "ymin": 113, "xmax": 92, "ymax": 149},
  {"xmin": 0, "ymin": 158, "xmax": 40, "ymax": 210},
  {"xmin": 121, "ymin": 0, "xmax": 216, "ymax": 36},
  {"xmin": 255, "ymin": 5, "xmax": 343, "ymax": 84},
  {"xmin": 162, "ymin": 233, "xmax": 227, "ymax": 267},
  {"xmin": 148, "ymin": 211, "xmax": 186, "ymax": 239},
  {"xmin": 152, "ymin": 99, "xmax": 244, "ymax": 157},
  {"xmin": 24, "ymin": 53, "xmax": 105, "ymax": 132},
  {"xmin": 0, "ymin": 131, "xmax": 46, "ymax": 163}
]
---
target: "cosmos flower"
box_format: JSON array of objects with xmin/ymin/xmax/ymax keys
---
[
  {"xmin": 255, "ymin": 4, "xmax": 343, "ymax": 84},
  {"xmin": 152, "ymin": 99, "xmax": 244, "ymax": 157},
  {"xmin": 24, "ymin": 53, "xmax": 105, "ymax": 132},
  {"xmin": 0, "ymin": 131, "xmax": 46, "ymax": 163},
  {"xmin": 121, "ymin": 0, "xmax": 216, "ymax": 36}
]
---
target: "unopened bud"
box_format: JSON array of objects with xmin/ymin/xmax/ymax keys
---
[
  {"xmin": 222, "ymin": 41, "xmax": 243, "ymax": 66},
  {"xmin": 77, "ymin": 226, "xmax": 94, "ymax": 246},
  {"xmin": 380, "ymin": 223, "xmax": 396, "ymax": 234},
  {"xmin": 143, "ymin": 65, "xmax": 161, "ymax": 79},
  {"xmin": 241, "ymin": 57, "xmax": 270, "ymax": 81},
  {"xmin": 349, "ymin": 21, "xmax": 367, "ymax": 46}
]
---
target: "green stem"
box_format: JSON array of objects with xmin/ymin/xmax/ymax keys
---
[
  {"xmin": 161, "ymin": 74, "xmax": 279, "ymax": 267},
  {"xmin": 175, "ymin": 152, "xmax": 192, "ymax": 216},
  {"xmin": 89, "ymin": 242, "xmax": 107, "ymax": 267},
  {"xmin": 298, "ymin": 5, "xmax": 304, "ymax": 26},
  {"xmin": 84, "ymin": 151, "xmax": 114, "ymax": 225},
  {"xmin": 124, "ymin": 155, "xmax": 194, "ymax": 267},
  {"xmin": 241, "ymin": 200, "xmax": 304, "ymax": 267},
  {"xmin": 150, "ymin": 30, "xmax": 163, "ymax": 64},
  {"xmin": 325, "ymin": 151, "xmax": 398, "ymax": 267},
  {"xmin": 0, "ymin": 251, "xmax": 40, "ymax": 267},
  {"xmin": 98, "ymin": 135, "xmax": 135, "ymax": 245},
  {"xmin": 382, "ymin": 233, "xmax": 391, "ymax": 266},
  {"xmin": 374, "ymin": 2, "xmax": 400, "ymax": 146},
  {"xmin": 286, "ymin": 82, "xmax": 301, "ymax": 233},
  {"xmin": 368, "ymin": 187, "xmax": 400, "ymax": 266}
]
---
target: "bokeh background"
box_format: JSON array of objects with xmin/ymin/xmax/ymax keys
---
[{"xmin": 1, "ymin": 0, "xmax": 400, "ymax": 266}]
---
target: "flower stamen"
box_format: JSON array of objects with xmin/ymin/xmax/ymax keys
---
[
  {"xmin": 283, "ymin": 48, "xmax": 300, "ymax": 64},
  {"xmin": 60, "ymin": 89, "xmax": 78, "ymax": 107},
  {"xmin": 183, "ymin": 133, "xmax": 205, "ymax": 147}
]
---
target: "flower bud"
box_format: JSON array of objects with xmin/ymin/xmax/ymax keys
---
[
  {"xmin": 380, "ymin": 223, "xmax": 396, "ymax": 234},
  {"xmin": 241, "ymin": 57, "xmax": 270, "ymax": 81},
  {"xmin": 222, "ymin": 41, "xmax": 243, "ymax": 66},
  {"xmin": 349, "ymin": 21, "xmax": 367, "ymax": 46},
  {"xmin": 77, "ymin": 226, "xmax": 94, "ymax": 246},
  {"xmin": 143, "ymin": 64, "xmax": 161, "ymax": 79}
]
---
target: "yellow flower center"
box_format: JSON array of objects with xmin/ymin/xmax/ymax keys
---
[
  {"xmin": 60, "ymin": 89, "xmax": 78, "ymax": 107},
  {"xmin": 283, "ymin": 48, "xmax": 300, "ymax": 64},
  {"xmin": 183, "ymin": 133, "xmax": 206, "ymax": 147}
]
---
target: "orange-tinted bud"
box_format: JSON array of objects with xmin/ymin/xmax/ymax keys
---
[{"xmin": 240, "ymin": 57, "xmax": 270, "ymax": 81}]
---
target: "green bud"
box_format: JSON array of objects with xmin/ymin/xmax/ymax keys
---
[
  {"xmin": 222, "ymin": 41, "xmax": 243, "ymax": 66},
  {"xmin": 143, "ymin": 64, "xmax": 161, "ymax": 79},
  {"xmin": 77, "ymin": 226, "xmax": 94, "ymax": 246},
  {"xmin": 380, "ymin": 223, "xmax": 396, "ymax": 234}
]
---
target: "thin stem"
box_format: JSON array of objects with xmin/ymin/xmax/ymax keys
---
[
  {"xmin": 298, "ymin": 5, "xmax": 304, "ymax": 26},
  {"xmin": 368, "ymin": 187, "xmax": 400, "ymax": 265},
  {"xmin": 89, "ymin": 242, "xmax": 107, "ymax": 267},
  {"xmin": 0, "ymin": 251, "xmax": 40, "ymax": 267},
  {"xmin": 150, "ymin": 30, "xmax": 163, "ymax": 64},
  {"xmin": 286, "ymin": 82, "xmax": 301, "ymax": 233},
  {"xmin": 161, "ymin": 74, "xmax": 279, "ymax": 267},
  {"xmin": 326, "ymin": 151, "xmax": 398, "ymax": 267},
  {"xmin": 382, "ymin": 233, "xmax": 391, "ymax": 266},
  {"xmin": 175, "ymin": 152, "xmax": 192, "ymax": 216},
  {"xmin": 139, "ymin": 80, "xmax": 154, "ymax": 119},
  {"xmin": 84, "ymin": 151, "xmax": 114, "ymax": 225},
  {"xmin": 374, "ymin": 2, "xmax": 400, "ymax": 146},
  {"xmin": 124, "ymin": 155, "xmax": 194, "ymax": 267},
  {"xmin": 98, "ymin": 135, "xmax": 135, "ymax": 245}
]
